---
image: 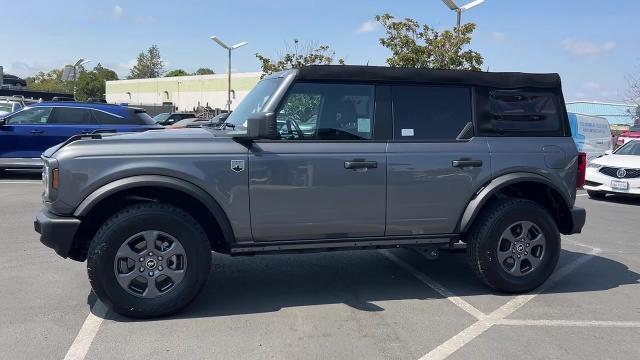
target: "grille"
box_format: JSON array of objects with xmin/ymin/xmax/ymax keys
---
[{"xmin": 599, "ymin": 167, "xmax": 640, "ymax": 179}]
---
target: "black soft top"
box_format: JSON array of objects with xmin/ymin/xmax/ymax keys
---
[{"xmin": 296, "ymin": 65, "xmax": 561, "ymax": 89}]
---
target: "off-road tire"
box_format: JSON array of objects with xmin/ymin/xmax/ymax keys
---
[
  {"xmin": 87, "ymin": 203, "xmax": 211, "ymax": 318},
  {"xmin": 466, "ymin": 198, "xmax": 560, "ymax": 293}
]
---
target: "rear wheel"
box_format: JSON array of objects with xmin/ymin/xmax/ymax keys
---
[
  {"xmin": 87, "ymin": 203, "xmax": 211, "ymax": 318},
  {"xmin": 466, "ymin": 198, "xmax": 560, "ymax": 293},
  {"xmin": 587, "ymin": 190, "xmax": 606, "ymax": 199}
]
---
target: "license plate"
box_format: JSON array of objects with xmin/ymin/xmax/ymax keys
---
[{"xmin": 611, "ymin": 180, "xmax": 629, "ymax": 190}]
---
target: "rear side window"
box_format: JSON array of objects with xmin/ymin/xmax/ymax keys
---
[
  {"xmin": 487, "ymin": 91, "xmax": 562, "ymax": 134},
  {"xmin": 130, "ymin": 109, "xmax": 155, "ymax": 125},
  {"xmin": 93, "ymin": 110, "xmax": 127, "ymax": 125},
  {"xmin": 50, "ymin": 108, "xmax": 95, "ymax": 125},
  {"xmin": 392, "ymin": 86, "xmax": 472, "ymax": 141}
]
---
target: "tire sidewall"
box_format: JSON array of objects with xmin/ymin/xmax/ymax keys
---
[
  {"xmin": 88, "ymin": 205, "xmax": 211, "ymax": 317},
  {"xmin": 478, "ymin": 202, "xmax": 560, "ymax": 292}
]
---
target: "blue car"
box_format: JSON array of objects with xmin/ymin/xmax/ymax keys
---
[{"xmin": 0, "ymin": 102, "xmax": 162, "ymax": 170}]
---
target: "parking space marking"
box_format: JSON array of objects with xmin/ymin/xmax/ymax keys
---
[
  {"xmin": 383, "ymin": 244, "xmax": 603, "ymax": 360},
  {"xmin": 64, "ymin": 301, "xmax": 107, "ymax": 360},
  {"xmin": 576, "ymin": 193, "xmax": 588, "ymax": 197},
  {"xmin": 381, "ymin": 250, "xmax": 486, "ymax": 320},
  {"xmin": 496, "ymin": 319, "xmax": 640, "ymax": 328}
]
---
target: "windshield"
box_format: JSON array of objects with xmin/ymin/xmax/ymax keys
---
[
  {"xmin": 153, "ymin": 113, "xmax": 170, "ymax": 123},
  {"xmin": 225, "ymin": 78, "xmax": 283, "ymax": 127},
  {"xmin": 629, "ymin": 125, "xmax": 640, "ymax": 132},
  {"xmin": 0, "ymin": 103, "xmax": 13, "ymax": 113},
  {"xmin": 614, "ymin": 140, "xmax": 640, "ymax": 155}
]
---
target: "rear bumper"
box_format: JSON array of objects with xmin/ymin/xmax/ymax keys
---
[
  {"xmin": 0, "ymin": 158, "xmax": 43, "ymax": 169},
  {"xmin": 567, "ymin": 206, "xmax": 586, "ymax": 235},
  {"xmin": 34, "ymin": 209, "xmax": 81, "ymax": 258}
]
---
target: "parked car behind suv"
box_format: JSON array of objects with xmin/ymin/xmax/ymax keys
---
[
  {"xmin": 153, "ymin": 112, "xmax": 197, "ymax": 126},
  {"xmin": 0, "ymin": 102, "xmax": 161, "ymax": 170},
  {"xmin": 35, "ymin": 65, "xmax": 586, "ymax": 317}
]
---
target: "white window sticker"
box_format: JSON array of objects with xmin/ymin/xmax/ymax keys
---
[
  {"xmin": 401, "ymin": 128, "xmax": 414, "ymax": 137},
  {"xmin": 357, "ymin": 118, "xmax": 371, "ymax": 133}
]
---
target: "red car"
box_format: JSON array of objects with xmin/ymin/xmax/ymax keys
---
[{"xmin": 616, "ymin": 124, "xmax": 640, "ymax": 148}]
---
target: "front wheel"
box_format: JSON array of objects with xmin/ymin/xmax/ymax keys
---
[
  {"xmin": 466, "ymin": 198, "xmax": 560, "ymax": 293},
  {"xmin": 87, "ymin": 203, "xmax": 211, "ymax": 318}
]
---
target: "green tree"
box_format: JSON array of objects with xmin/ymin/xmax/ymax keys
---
[
  {"xmin": 75, "ymin": 63, "xmax": 119, "ymax": 101},
  {"xmin": 128, "ymin": 45, "xmax": 165, "ymax": 79},
  {"xmin": 194, "ymin": 67, "xmax": 215, "ymax": 75},
  {"xmin": 255, "ymin": 39, "xmax": 345, "ymax": 79},
  {"xmin": 165, "ymin": 69, "xmax": 190, "ymax": 77},
  {"xmin": 375, "ymin": 13, "xmax": 483, "ymax": 71},
  {"xmin": 25, "ymin": 68, "xmax": 73, "ymax": 93}
]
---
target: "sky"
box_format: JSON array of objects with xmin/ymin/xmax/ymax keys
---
[{"xmin": 1, "ymin": 0, "xmax": 638, "ymax": 102}]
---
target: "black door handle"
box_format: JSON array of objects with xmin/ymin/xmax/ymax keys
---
[
  {"xmin": 31, "ymin": 129, "xmax": 44, "ymax": 134},
  {"xmin": 345, "ymin": 160, "xmax": 378, "ymax": 170},
  {"xmin": 452, "ymin": 159, "xmax": 483, "ymax": 168}
]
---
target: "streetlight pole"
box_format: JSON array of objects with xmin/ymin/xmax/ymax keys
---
[
  {"xmin": 210, "ymin": 36, "xmax": 248, "ymax": 112},
  {"xmin": 441, "ymin": 0, "xmax": 485, "ymax": 33},
  {"xmin": 73, "ymin": 58, "xmax": 91, "ymax": 100}
]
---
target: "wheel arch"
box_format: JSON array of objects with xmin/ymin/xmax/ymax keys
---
[
  {"xmin": 458, "ymin": 172, "xmax": 575, "ymax": 235},
  {"xmin": 68, "ymin": 175, "xmax": 235, "ymax": 261}
]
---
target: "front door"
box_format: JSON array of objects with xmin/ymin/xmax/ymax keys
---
[
  {"xmin": 0, "ymin": 106, "xmax": 54, "ymax": 158},
  {"xmin": 386, "ymin": 85, "xmax": 492, "ymax": 235},
  {"xmin": 249, "ymin": 82, "xmax": 387, "ymax": 241}
]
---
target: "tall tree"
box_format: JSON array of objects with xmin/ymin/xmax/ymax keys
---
[
  {"xmin": 25, "ymin": 68, "xmax": 73, "ymax": 93},
  {"xmin": 128, "ymin": 45, "xmax": 165, "ymax": 79},
  {"xmin": 375, "ymin": 13, "xmax": 483, "ymax": 71},
  {"xmin": 76, "ymin": 63, "xmax": 119, "ymax": 101},
  {"xmin": 165, "ymin": 69, "xmax": 190, "ymax": 77},
  {"xmin": 194, "ymin": 67, "xmax": 215, "ymax": 75},
  {"xmin": 255, "ymin": 39, "xmax": 344, "ymax": 78}
]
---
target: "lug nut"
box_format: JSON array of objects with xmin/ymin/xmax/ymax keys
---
[
  {"xmin": 158, "ymin": 266, "xmax": 163, "ymax": 271},
  {"xmin": 158, "ymin": 256, "xmax": 163, "ymax": 261},
  {"xmin": 525, "ymin": 251, "xmax": 528, "ymax": 255},
  {"xmin": 139, "ymin": 257, "xmax": 144, "ymax": 262},
  {"xmin": 148, "ymin": 252, "xmax": 153, "ymax": 256},
  {"xmin": 526, "ymin": 243, "xmax": 530, "ymax": 247},
  {"xmin": 517, "ymin": 254, "xmax": 521, "ymax": 258},
  {"xmin": 148, "ymin": 271, "xmax": 154, "ymax": 277},
  {"xmin": 139, "ymin": 267, "xmax": 144, "ymax": 272}
]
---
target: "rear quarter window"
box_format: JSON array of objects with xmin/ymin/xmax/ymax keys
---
[{"xmin": 478, "ymin": 89, "xmax": 566, "ymax": 136}]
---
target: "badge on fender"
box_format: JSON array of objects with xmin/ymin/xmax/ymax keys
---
[{"xmin": 231, "ymin": 160, "xmax": 245, "ymax": 172}]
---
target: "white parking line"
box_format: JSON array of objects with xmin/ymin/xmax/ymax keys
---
[
  {"xmin": 576, "ymin": 193, "xmax": 589, "ymax": 197},
  {"xmin": 0, "ymin": 181, "xmax": 41, "ymax": 184},
  {"xmin": 497, "ymin": 319, "xmax": 640, "ymax": 328},
  {"xmin": 64, "ymin": 301, "xmax": 108, "ymax": 360},
  {"xmin": 383, "ymin": 243, "xmax": 603, "ymax": 360}
]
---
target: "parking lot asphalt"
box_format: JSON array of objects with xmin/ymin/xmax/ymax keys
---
[{"xmin": 1, "ymin": 172, "xmax": 639, "ymax": 360}]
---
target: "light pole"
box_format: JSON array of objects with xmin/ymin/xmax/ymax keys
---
[
  {"xmin": 441, "ymin": 0, "xmax": 485, "ymax": 32},
  {"xmin": 73, "ymin": 58, "xmax": 91, "ymax": 100},
  {"xmin": 210, "ymin": 36, "xmax": 248, "ymax": 112}
]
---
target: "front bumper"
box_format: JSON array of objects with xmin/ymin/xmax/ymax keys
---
[
  {"xmin": 568, "ymin": 206, "xmax": 586, "ymax": 234},
  {"xmin": 584, "ymin": 168, "xmax": 640, "ymax": 196},
  {"xmin": 34, "ymin": 209, "xmax": 81, "ymax": 258}
]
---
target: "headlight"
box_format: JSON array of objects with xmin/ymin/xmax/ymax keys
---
[
  {"xmin": 587, "ymin": 163, "xmax": 603, "ymax": 169},
  {"xmin": 41, "ymin": 163, "xmax": 59, "ymax": 201},
  {"xmin": 42, "ymin": 163, "xmax": 50, "ymax": 200}
]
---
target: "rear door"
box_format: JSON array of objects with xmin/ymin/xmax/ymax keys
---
[
  {"xmin": 48, "ymin": 107, "xmax": 100, "ymax": 146},
  {"xmin": 248, "ymin": 82, "xmax": 387, "ymax": 241},
  {"xmin": 386, "ymin": 85, "xmax": 492, "ymax": 235}
]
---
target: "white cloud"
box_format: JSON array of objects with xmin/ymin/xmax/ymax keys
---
[
  {"xmin": 356, "ymin": 20, "xmax": 379, "ymax": 33},
  {"xmin": 113, "ymin": 5, "xmax": 124, "ymax": 19},
  {"xmin": 490, "ymin": 32, "xmax": 506, "ymax": 43},
  {"xmin": 561, "ymin": 38, "xmax": 616, "ymax": 56}
]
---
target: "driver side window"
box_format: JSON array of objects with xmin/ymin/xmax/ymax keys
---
[
  {"xmin": 7, "ymin": 107, "xmax": 53, "ymax": 125},
  {"xmin": 276, "ymin": 83, "xmax": 375, "ymax": 140}
]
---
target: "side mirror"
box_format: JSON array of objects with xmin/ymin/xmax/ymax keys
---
[
  {"xmin": 0, "ymin": 118, "xmax": 6, "ymax": 126},
  {"xmin": 604, "ymin": 150, "xmax": 613, "ymax": 155},
  {"xmin": 237, "ymin": 112, "xmax": 278, "ymax": 140}
]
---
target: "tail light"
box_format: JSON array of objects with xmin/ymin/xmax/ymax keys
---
[{"xmin": 576, "ymin": 152, "xmax": 586, "ymax": 189}]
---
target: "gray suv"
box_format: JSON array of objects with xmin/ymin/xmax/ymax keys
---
[{"xmin": 34, "ymin": 66, "xmax": 586, "ymax": 317}]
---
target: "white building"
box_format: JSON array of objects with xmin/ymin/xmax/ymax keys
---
[{"xmin": 105, "ymin": 72, "xmax": 262, "ymax": 111}]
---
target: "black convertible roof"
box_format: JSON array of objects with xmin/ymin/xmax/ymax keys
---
[{"xmin": 296, "ymin": 65, "xmax": 561, "ymax": 89}]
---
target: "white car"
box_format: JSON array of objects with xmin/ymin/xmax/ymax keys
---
[{"xmin": 584, "ymin": 140, "xmax": 640, "ymax": 198}]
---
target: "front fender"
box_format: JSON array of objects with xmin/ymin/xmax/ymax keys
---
[
  {"xmin": 457, "ymin": 172, "xmax": 572, "ymax": 233},
  {"xmin": 73, "ymin": 175, "xmax": 235, "ymax": 244}
]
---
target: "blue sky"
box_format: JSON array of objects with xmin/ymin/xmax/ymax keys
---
[{"xmin": 1, "ymin": 0, "xmax": 638, "ymax": 102}]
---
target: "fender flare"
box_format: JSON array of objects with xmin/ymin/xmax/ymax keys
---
[
  {"xmin": 457, "ymin": 172, "xmax": 572, "ymax": 233},
  {"xmin": 73, "ymin": 175, "xmax": 235, "ymax": 245}
]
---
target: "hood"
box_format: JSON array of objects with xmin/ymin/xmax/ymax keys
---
[
  {"xmin": 590, "ymin": 154, "xmax": 640, "ymax": 169},
  {"xmin": 42, "ymin": 127, "xmax": 244, "ymax": 159}
]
